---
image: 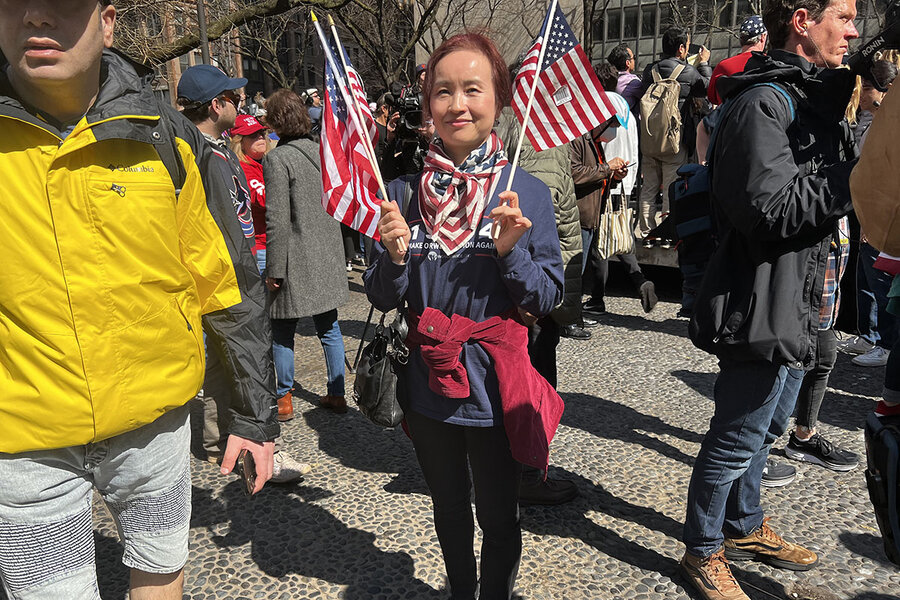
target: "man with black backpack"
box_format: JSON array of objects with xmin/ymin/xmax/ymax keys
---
[
  {"xmin": 637, "ymin": 26, "xmax": 711, "ymax": 245},
  {"xmin": 680, "ymin": 0, "xmax": 860, "ymax": 597}
]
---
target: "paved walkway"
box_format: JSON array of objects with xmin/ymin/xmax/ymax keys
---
[{"xmin": 73, "ymin": 270, "xmax": 899, "ymax": 598}]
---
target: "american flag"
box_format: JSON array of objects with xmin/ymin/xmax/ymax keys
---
[
  {"xmin": 320, "ymin": 34, "xmax": 381, "ymax": 238},
  {"xmin": 512, "ymin": 4, "xmax": 616, "ymax": 151}
]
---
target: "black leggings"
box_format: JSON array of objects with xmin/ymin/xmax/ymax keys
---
[
  {"xmin": 405, "ymin": 410, "xmax": 522, "ymax": 600},
  {"xmin": 795, "ymin": 328, "xmax": 838, "ymax": 430}
]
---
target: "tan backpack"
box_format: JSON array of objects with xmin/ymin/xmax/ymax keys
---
[{"xmin": 640, "ymin": 64, "xmax": 685, "ymax": 158}]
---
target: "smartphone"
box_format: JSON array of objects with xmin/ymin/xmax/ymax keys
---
[
  {"xmin": 238, "ymin": 449, "xmax": 257, "ymax": 496},
  {"xmin": 689, "ymin": 43, "xmax": 703, "ymax": 55}
]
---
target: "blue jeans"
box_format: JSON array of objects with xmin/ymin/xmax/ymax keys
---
[
  {"xmin": 683, "ymin": 360, "xmax": 804, "ymax": 557},
  {"xmin": 271, "ymin": 309, "xmax": 345, "ymax": 398},
  {"xmin": 255, "ymin": 248, "xmax": 266, "ymax": 278},
  {"xmin": 857, "ymin": 242, "xmax": 898, "ymax": 349}
]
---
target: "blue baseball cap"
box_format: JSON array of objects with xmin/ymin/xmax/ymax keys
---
[{"xmin": 177, "ymin": 64, "xmax": 247, "ymax": 104}]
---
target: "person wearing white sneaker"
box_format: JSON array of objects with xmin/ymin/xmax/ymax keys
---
[
  {"xmin": 271, "ymin": 450, "xmax": 312, "ymax": 483},
  {"xmin": 852, "ymin": 345, "xmax": 891, "ymax": 367}
]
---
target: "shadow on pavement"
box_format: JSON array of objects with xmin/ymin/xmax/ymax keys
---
[
  {"xmin": 301, "ymin": 396, "xmax": 416, "ymax": 476},
  {"xmin": 588, "ymin": 312, "xmax": 690, "ymax": 339},
  {"xmin": 671, "ymin": 369, "xmax": 716, "ymax": 401},
  {"xmin": 561, "ymin": 392, "xmax": 703, "ymax": 466},
  {"xmin": 838, "ymin": 531, "xmax": 896, "ymax": 566},
  {"xmin": 527, "ymin": 466, "xmax": 684, "ymax": 541},
  {"xmin": 198, "ymin": 480, "xmax": 442, "ymax": 599},
  {"xmin": 95, "ymin": 532, "xmax": 129, "ymax": 599}
]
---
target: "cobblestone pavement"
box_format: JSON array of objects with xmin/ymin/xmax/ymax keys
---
[{"xmin": 78, "ymin": 268, "xmax": 898, "ymax": 599}]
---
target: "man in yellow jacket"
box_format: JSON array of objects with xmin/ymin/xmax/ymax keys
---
[{"xmin": 0, "ymin": 2, "xmax": 278, "ymax": 599}]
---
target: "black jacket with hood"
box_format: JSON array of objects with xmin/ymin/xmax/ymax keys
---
[{"xmin": 689, "ymin": 50, "xmax": 857, "ymax": 369}]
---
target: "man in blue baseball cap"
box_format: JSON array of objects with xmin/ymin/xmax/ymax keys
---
[
  {"xmin": 177, "ymin": 64, "xmax": 246, "ymax": 130},
  {"xmin": 708, "ymin": 15, "xmax": 768, "ymax": 104}
]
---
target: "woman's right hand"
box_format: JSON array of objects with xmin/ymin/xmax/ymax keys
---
[{"xmin": 378, "ymin": 200, "xmax": 411, "ymax": 264}]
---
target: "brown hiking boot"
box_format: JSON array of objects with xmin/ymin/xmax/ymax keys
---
[
  {"xmin": 724, "ymin": 517, "xmax": 818, "ymax": 571},
  {"xmin": 680, "ymin": 549, "xmax": 749, "ymax": 600},
  {"xmin": 319, "ymin": 394, "xmax": 347, "ymax": 413},
  {"xmin": 277, "ymin": 392, "xmax": 294, "ymax": 422}
]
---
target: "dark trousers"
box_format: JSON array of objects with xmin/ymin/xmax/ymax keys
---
[
  {"xmin": 527, "ymin": 316, "xmax": 560, "ymax": 390},
  {"xmin": 795, "ymin": 328, "xmax": 838, "ymax": 430},
  {"xmin": 580, "ymin": 227, "xmax": 645, "ymax": 302},
  {"xmin": 523, "ymin": 316, "xmax": 561, "ymax": 482},
  {"xmin": 405, "ymin": 410, "xmax": 523, "ymax": 600}
]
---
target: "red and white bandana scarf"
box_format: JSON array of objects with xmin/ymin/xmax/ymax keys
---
[{"xmin": 418, "ymin": 132, "xmax": 509, "ymax": 255}]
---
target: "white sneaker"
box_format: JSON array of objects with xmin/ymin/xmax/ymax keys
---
[
  {"xmin": 852, "ymin": 346, "xmax": 890, "ymax": 367},
  {"xmin": 271, "ymin": 451, "xmax": 311, "ymax": 483},
  {"xmin": 837, "ymin": 335, "xmax": 875, "ymax": 356}
]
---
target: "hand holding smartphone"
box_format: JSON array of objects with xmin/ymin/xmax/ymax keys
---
[{"xmin": 238, "ymin": 449, "xmax": 257, "ymax": 496}]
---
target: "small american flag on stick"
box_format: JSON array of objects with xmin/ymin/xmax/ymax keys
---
[
  {"xmin": 317, "ymin": 16, "xmax": 383, "ymax": 239},
  {"xmin": 512, "ymin": 1, "xmax": 616, "ymax": 151}
]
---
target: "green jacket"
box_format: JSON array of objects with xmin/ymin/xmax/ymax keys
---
[{"xmin": 496, "ymin": 108, "xmax": 582, "ymax": 326}]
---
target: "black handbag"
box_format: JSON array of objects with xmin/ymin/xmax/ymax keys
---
[{"xmin": 352, "ymin": 308, "xmax": 409, "ymax": 427}]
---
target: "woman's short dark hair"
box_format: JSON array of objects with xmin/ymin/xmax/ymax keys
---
[
  {"xmin": 865, "ymin": 59, "xmax": 900, "ymax": 87},
  {"xmin": 264, "ymin": 89, "xmax": 311, "ymax": 138},
  {"xmin": 662, "ymin": 27, "xmax": 689, "ymax": 57},
  {"xmin": 594, "ymin": 61, "xmax": 620, "ymax": 92},
  {"xmin": 423, "ymin": 32, "xmax": 512, "ymax": 121},
  {"xmin": 607, "ymin": 44, "xmax": 632, "ymax": 71},
  {"xmin": 763, "ymin": 0, "xmax": 832, "ymax": 49}
]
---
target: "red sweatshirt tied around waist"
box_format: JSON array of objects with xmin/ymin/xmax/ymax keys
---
[{"xmin": 405, "ymin": 307, "xmax": 565, "ymax": 472}]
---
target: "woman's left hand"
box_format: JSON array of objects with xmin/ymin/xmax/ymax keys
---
[{"xmin": 489, "ymin": 190, "xmax": 532, "ymax": 257}]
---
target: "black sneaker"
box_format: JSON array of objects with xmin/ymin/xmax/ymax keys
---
[
  {"xmin": 760, "ymin": 459, "xmax": 795, "ymax": 488},
  {"xmin": 785, "ymin": 432, "xmax": 859, "ymax": 472},
  {"xmin": 583, "ymin": 299, "xmax": 606, "ymax": 316}
]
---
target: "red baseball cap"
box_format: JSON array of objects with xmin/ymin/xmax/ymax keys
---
[{"xmin": 231, "ymin": 114, "xmax": 266, "ymax": 136}]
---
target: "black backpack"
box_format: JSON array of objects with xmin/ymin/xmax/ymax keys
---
[
  {"xmin": 668, "ymin": 82, "xmax": 797, "ymax": 256},
  {"xmin": 865, "ymin": 412, "xmax": 900, "ymax": 565}
]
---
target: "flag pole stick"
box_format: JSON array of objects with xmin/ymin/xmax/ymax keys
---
[
  {"xmin": 311, "ymin": 11, "xmax": 406, "ymax": 252},
  {"xmin": 493, "ymin": 0, "xmax": 559, "ymax": 239}
]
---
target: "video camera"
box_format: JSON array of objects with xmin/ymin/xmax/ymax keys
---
[
  {"xmin": 848, "ymin": 0, "xmax": 900, "ymax": 90},
  {"xmin": 395, "ymin": 84, "xmax": 424, "ymax": 139}
]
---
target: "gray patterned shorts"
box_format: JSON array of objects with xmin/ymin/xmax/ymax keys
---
[{"xmin": 0, "ymin": 404, "xmax": 191, "ymax": 600}]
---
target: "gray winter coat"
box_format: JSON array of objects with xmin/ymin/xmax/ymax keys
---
[{"xmin": 262, "ymin": 138, "xmax": 349, "ymax": 318}]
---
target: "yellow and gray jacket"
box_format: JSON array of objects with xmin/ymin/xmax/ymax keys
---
[{"xmin": 0, "ymin": 50, "xmax": 279, "ymax": 453}]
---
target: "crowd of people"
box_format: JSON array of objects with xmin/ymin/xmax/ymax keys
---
[{"xmin": 0, "ymin": 0, "xmax": 899, "ymax": 599}]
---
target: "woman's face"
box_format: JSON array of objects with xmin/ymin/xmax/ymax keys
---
[
  {"xmin": 429, "ymin": 49, "xmax": 497, "ymax": 165},
  {"xmin": 859, "ymin": 80, "xmax": 885, "ymax": 113},
  {"xmin": 241, "ymin": 130, "xmax": 268, "ymax": 161}
]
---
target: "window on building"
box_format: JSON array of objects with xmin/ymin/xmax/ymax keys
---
[
  {"xmin": 718, "ymin": 0, "xmax": 734, "ymax": 27},
  {"xmin": 593, "ymin": 14, "xmax": 605, "ymax": 43},
  {"xmin": 623, "ymin": 7, "xmax": 639, "ymax": 38},
  {"xmin": 737, "ymin": 0, "xmax": 752, "ymax": 18},
  {"xmin": 642, "ymin": 6, "xmax": 656, "ymax": 37},
  {"xmin": 607, "ymin": 9, "xmax": 622, "ymax": 41},
  {"xmin": 659, "ymin": 4, "xmax": 673, "ymax": 27}
]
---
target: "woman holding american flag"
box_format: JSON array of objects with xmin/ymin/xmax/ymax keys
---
[{"xmin": 364, "ymin": 33, "xmax": 565, "ymax": 600}]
